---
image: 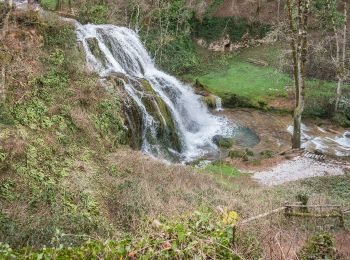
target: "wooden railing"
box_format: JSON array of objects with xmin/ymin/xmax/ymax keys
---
[
  {"xmin": 230, "ymin": 203, "xmax": 347, "ymax": 246},
  {"xmin": 237, "ymin": 203, "xmax": 346, "ymax": 227}
]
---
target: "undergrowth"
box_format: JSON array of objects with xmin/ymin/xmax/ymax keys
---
[{"xmin": 0, "ymin": 209, "xmax": 262, "ymax": 259}]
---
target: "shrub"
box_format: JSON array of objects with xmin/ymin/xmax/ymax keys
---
[
  {"xmin": 39, "ymin": 0, "xmax": 58, "ymax": 10},
  {"xmin": 0, "ymin": 180, "xmax": 16, "ymax": 201},
  {"xmin": 78, "ymin": 4, "xmax": 109, "ymax": 24},
  {"xmin": 296, "ymin": 191, "xmax": 309, "ymax": 213},
  {"xmin": 38, "ymin": 20, "xmax": 76, "ymax": 50},
  {"xmin": 260, "ymin": 150, "xmax": 274, "ymax": 159},
  {"xmin": 13, "ymin": 97, "xmax": 49, "ymax": 129},
  {"xmin": 0, "ymin": 210, "xmax": 262, "ymax": 259},
  {"xmin": 91, "ymin": 100, "xmax": 126, "ymax": 147},
  {"xmin": 191, "ymin": 16, "xmax": 270, "ymax": 43},
  {"xmin": 229, "ymin": 150, "xmax": 248, "ymax": 161},
  {"xmin": 0, "ymin": 103, "xmax": 14, "ymax": 125},
  {"xmin": 298, "ymin": 233, "xmax": 337, "ymax": 260}
]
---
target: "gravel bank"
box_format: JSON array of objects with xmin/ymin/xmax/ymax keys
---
[{"xmin": 252, "ymin": 157, "xmax": 349, "ymax": 186}]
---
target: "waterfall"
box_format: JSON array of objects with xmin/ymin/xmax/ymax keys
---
[
  {"xmin": 76, "ymin": 24, "xmax": 233, "ymax": 162},
  {"xmin": 215, "ymin": 97, "xmax": 223, "ymax": 111}
]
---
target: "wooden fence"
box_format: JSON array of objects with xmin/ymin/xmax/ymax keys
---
[
  {"xmin": 237, "ymin": 203, "xmax": 347, "ymax": 227},
  {"xmin": 231, "ymin": 203, "xmax": 348, "ymax": 245}
]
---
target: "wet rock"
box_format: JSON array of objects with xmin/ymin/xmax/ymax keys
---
[
  {"xmin": 203, "ymin": 95, "xmax": 217, "ymax": 109},
  {"xmin": 87, "ymin": 37, "xmax": 102, "ymax": 59},
  {"xmin": 122, "ymin": 97, "xmax": 143, "ymax": 150},
  {"xmin": 345, "ymin": 132, "xmax": 350, "ymax": 138},
  {"xmin": 221, "ymin": 93, "xmax": 254, "ymax": 108}
]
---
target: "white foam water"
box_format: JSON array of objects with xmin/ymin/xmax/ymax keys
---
[
  {"xmin": 76, "ymin": 24, "xmax": 233, "ymax": 161},
  {"xmin": 215, "ymin": 96, "xmax": 223, "ymax": 111},
  {"xmin": 287, "ymin": 125, "xmax": 350, "ymax": 156}
]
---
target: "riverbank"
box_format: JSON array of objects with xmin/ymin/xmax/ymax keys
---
[{"xmin": 212, "ymin": 108, "xmax": 350, "ymax": 185}]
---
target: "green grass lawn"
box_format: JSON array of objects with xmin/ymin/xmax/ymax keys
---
[
  {"xmin": 197, "ymin": 60, "xmax": 291, "ymax": 104},
  {"xmin": 183, "ymin": 45, "xmax": 346, "ymax": 113},
  {"xmin": 203, "ymin": 163, "xmax": 244, "ymax": 177}
]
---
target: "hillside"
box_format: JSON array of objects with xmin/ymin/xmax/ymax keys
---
[{"xmin": 0, "ymin": 1, "xmax": 350, "ymax": 259}]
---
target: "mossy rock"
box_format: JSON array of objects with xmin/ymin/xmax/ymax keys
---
[
  {"xmin": 122, "ymin": 98, "xmax": 143, "ymax": 149},
  {"xmin": 221, "ymin": 93, "xmax": 255, "ymax": 108},
  {"xmin": 87, "ymin": 37, "xmax": 108, "ymax": 67},
  {"xmin": 140, "ymin": 84, "xmax": 182, "ymax": 152},
  {"xmin": 140, "ymin": 79, "xmax": 155, "ymax": 94},
  {"xmin": 203, "ymin": 95, "xmax": 217, "ymax": 109}
]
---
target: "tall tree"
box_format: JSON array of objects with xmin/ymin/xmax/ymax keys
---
[
  {"xmin": 328, "ymin": 1, "xmax": 348, "ymax": 111},
  {"xmin": 315, "ymin": 0, "xmax": 348, "ymax": 112},
  {"xmin": 287, "ymin": 0, "xmax": 311, "ymax": 148}
]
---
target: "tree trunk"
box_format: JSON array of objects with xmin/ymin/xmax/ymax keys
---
[
  {"xmin": 335, "ymin": 2, "xmax": 347, "ymax": 112},
  {"xmin": 335, "ymin": 78, "xmax": 343, "ymax": 110},
  {"xmin": 288, "ymin": 0, "xmax": 310, "ymax": 149},
  {"xmin": 1, "ymin": 1, "xmax": 13, "ymax": 40},
  {"xmin": 292, "ymin": 111, "xmax": 302, "ymax": 148}
]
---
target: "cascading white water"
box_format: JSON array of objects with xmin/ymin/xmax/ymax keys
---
[
  {"xmin": 215, "ymin": 97, "xmax": 223, "ymax": 111},
  {"xmin": 76, "ymin": 24, "xmax": 233, "ymax": 161}
]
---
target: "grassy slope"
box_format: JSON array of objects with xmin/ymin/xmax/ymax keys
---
[
  {"xmin": 198, "ymin": 59, "xmax": 290, "ymax": 103},
  {"xmin": 183, "ymin": 44, "xmax": 349, "ymax": 115}
]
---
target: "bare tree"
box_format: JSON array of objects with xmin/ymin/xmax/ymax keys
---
[
  {"xmin": 328, "ymin": 1, "xmax": 348, "ymax": 111},
  {"xmin": 287, "ymin": 0, "xmax": 311, "ymax": 148}
]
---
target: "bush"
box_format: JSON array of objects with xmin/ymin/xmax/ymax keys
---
[
  {"xmin": 13, "ymin": 97, "xmax": 50, "ymax": 129},
  {"xmin": 91, "ymin": 100, "xmax": 126, "ymax": 147},
  {"xmin": 260, "ymin": 150, "xmax": 274, "ymax": 159},
  {"xmin": 78, "ymin": 4, "xmax": 109, "ymax": 24},
  {"xmin": 0, "ymin": 210, "xmax": 262, "ymax": 259},
  {"xmin": 298, "ymin": 233, "xmax": 337, "ymax": 260},
  {"xmin": 229, "ymin": 150, "xmax": 248, "ymax": 161},
  {"xmin": 39, "ymin": 0, "xmax": 58, "ymax": 10},
  {"xmin": 143, "ymin": 32, "xmax": 199, "ymax": 75},
  {"xmin": 191, "ymin": 16, "xmax": 270, "ymax": 43},
  {"xmin": 0, "ymin": 102, "xmax": 14, "ymax": 125},
  {"xmin": 38, "ymin": 20, "xmax": 76, "ymax": 50}
]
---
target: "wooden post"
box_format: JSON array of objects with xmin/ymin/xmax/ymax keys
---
[
  {"xmin": 339, "ymin": 209, "xmax": 345, "ymax": 228},
  {"xmin": 284, "ymin": 201, "xmax": 291, "ymax": 217}
]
